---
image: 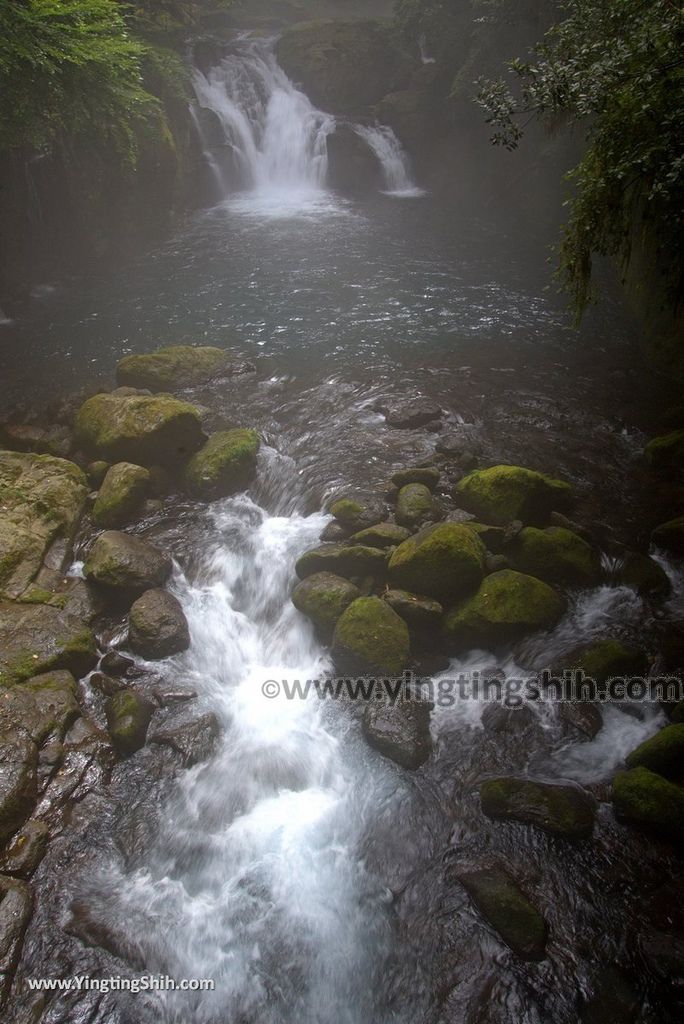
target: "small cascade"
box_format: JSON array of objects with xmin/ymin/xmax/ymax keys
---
[
  {"xmin": 354, "ymin": 124, "xmax": 425, "ymax": 197},
  {"xmin": 418, "ymin": 33, "xmax": 436, "ymax": 65}
]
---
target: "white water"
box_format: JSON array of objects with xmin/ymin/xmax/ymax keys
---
[{"xmin": 354, "ymin": 124, "xmax": 425, "ymax": 198}]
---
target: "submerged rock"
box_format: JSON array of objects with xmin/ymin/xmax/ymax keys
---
[
  {"xmin": 128, "ymin": 589, "xmax": 190, "ymax": 659},
  {"xmin": 84, "ymin": 530, "xmax": 172, "ymax": 597},
  {"xmin": 612, "ymin": 767, "xmax": 684, "ymax": 842},
  {"xmin": 454, "ymin": 464, "xmax": 573, "ymax": 525},
  {"xmin": 377, "ymin": 397, "xmax": 443, "ymax": 429},
  {"xmin": 184, "ymin": 428, "xmax": 260, "ymax": 499},
  {"xmin": 349, "ymin": 522, "xmax": 411, "ymax": 549},
  {"xmin": 506, "ymin": 526, "xmax": 601, "ymax": 587},
  {"xmin": 75, "ymin": 389, "xmax": 205, "ymax": 467},
  {"xmin": 616, "ymin": 550, "xmax": 671, "ymax": 597},
  {"xmin": 116, "ymin": 344, "xmax": 253, "ymax": 391},
  {"xmin": 384, "ymin": 589, "xmax": 443, "ymax": 630},
  {"xmin": 580, "ymin": 966, "xmax": 640, "ymax": 1024},
  {"xmin": 362, "ymin": 700, "xmax": 431, "ymax": 769},
  {"xmin": 395, "ymin": 483, "xmax": 438, "ymax": 529},
  {"xmin": 295, "ymin": 544, "xmax": 388, "ymax": 581},
  {"xmin": 652, "ymin": 515, "xmax": 684, "ymax": 555},
  {"xmin": 291, "ymin": 572, "xmax": 361, "ymax": 639},
  {"xmin": 332, "ymin": 596, "xmax": 409, "ymax": 676},
  {"xmin": 92, "ymin": 462, "xmax": 150, "ymax": 528},
  {"xmin": 455, "ymin": 862, "xmax": 548, "ymax": 961},
  {"xmin": 560, "ymin": 701, "xmax": 603, "ymax": 739},
  {"xmin": 644, "ymin": 429, "xmax": 684, "ymax": 469},
  {"xmin": 0, "ymin": 603, "xmax": 96, "ymax": 685},
  {"xmin": 388, "ymin": 522, "xmax": 486, "ymax": 602},
  {"xmin": 105, "ymin": 690, "xmax": 155, "ymax": 758},
  {"xmin": 480, "ymin": 777, "xmax": 595, "ymax": 837},
  {"xmin": 443, "ymin": 570, "xmax": 565, "ymax": 650},
  {"xmin": 149, "ymin": 711, "xmax": 220, "ymax": 768},
  {"xmin": 328, "ymin": 496, "xmax": 387, "ymax": 533},
  {"xmin": 625, "ymin": 723, "xmax": 684, "ymax": 778}
]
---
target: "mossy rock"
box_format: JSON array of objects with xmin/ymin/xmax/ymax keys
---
[
  {"xmin": 506, "ymin": 526, "xmax": 601, "ymax": 587},
  {"xmin": 480, "ymin": 777, "xmax": 595, "ymax": 838},
  {"xmin": 84, "ymin": 530, "xmax": 172, "ymax": 597},
  {"xmin": 291, "ymin": 572, "xmax": 361, "ymax": 639},
  {"xmin": 349, "ymin": 522, "xmax": 411, "ymax": 549},
  {"xmin": 0, "ymin": 602, "xmax": 97, "ymax": 685},
  {"xmin": 612, "ymin": 767, "xmax": 684, "ymax": 842},
  {"xmin": 86, "ymin": 460, "xmax": 110, "ymax": 489},
  {"xmin": 652, "ymin": 515, "xmax": 684, "ymax": 555},
  {"xmin": 625, "ymin": 723, "xmax": 684, "ymax": 779},
  {"xmin": 644, "ymin": 430, "xmax": 684, "ymax": 469},
  {"xmin": 92, "ymin": 462, "xmax": 150, "ymax": 528},
  {"xmin": 395, "ymin": 483, "xmax": 437, "ymax": 529},
  {"xmin": 384, "ymin": 589, "xmax": 443, "ymax": 630},
  {"xmin": 391, "ymin": 467, "xmax": 440, "ymax": 491},
  {"xmin": 20, "ymin": 670, "xmax": 80, "ymax": 738},
  {"xmin": 332, "ymin": 596, "xmax": 409, "ymax": 676},
  {"xmin": 552, "ymin": 639, "xmax": 648, "ymax": 684},
  {"xmin": 116, "ymin": 345, "xmax": 250, "ymax": 391},
  {"xmin": 456, "ymin": 863, "xmax": 548, "ymax": 961},
  {"xmin": 184, "ymin": 429, "xmax": 259, "ymax": 499},
  {"xmin": 128, "ymin": 588, "xmax": 190, "ymax": 659},
  {"xmin": 75, "ymin": 389, "xmax": 204, "ymax": 467},
  {"xmin": 617, "ymin": 551, "xmax": 670, "ymax": 596},
  {"xmin": 105, "ymin": 689, "xmax": 155, "ymax": 758},
  {"xmin": 329, "ymin": 496, "xmax": 387, "ymax": 532},
  {"xmin": 295, "ymin": 544, "xmax": 388, "ymax": 581},
  {"xmin": 443, "ymin": 570, "xmax": 565, "ymax": 651},
  {"xmin": 455, "ymin": 464, "xmax": 573, "ymax": 525},
  {"xmin": 388, "ymin": 522, "xmax": 486, "ymax": 603}
]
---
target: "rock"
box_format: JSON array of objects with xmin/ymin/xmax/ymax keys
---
[
  {"xmin": 86, "ymin": 460, "xmax": 110, "ymax": 488},
  {"xmin": 443, "ymin": 570, "xmax": 565, "ymax": 650},
  {"xmin": 644, "ymin": 429, "xmax": 684, "ymax": 469},
  {"xmin": 548, "ymin": 510, "xmax": 595, "ymax": 545},
  {"xmin": 0, "ymin": 820, "xmax": 49, "ymax": 877},
  {"xmin": 89, "ymin": 672, "xmax": 123, "ymax": 697},
  {"xmin": 291, "ymin": 572, "xmax": 361, "ymax": 639},
  {"xmin": 128, "ymin": 589, "xmax": 190, "ymax": 659},
  {"xmin": 332, "ymin": 596, "xmax": 409, "ymax": 676},
  {"xmin": 395, "ymin": 483, "xmax": 438, "ymax": 529},
  {"xmin": 616, "ymin": 550, "xmax": 671, "ymax": 596},
  {"xmin": 454, "ymin": 465, "xmax": 573, "ymax": 525},
  {"xmin": 0, "ymin": 723, "xmax": 37, "ymax": 847},
  {"xmin": 320, "ymin": 521, "xmax": 349, "ymax": 542},
  {"xmin": 148, "ymin": 712, "xmax": 220, "ymax": 767},
  {"xmin": 116, "ymin": 344, "xmax": 253, "ymax": 391},
  {"xmin": 84, "ymin": 530, "xmax": 172, "ymax": 597},
  {"xmin": 612, "ymin": 767, "xmax": 684, "ymax": 842},
  {"xmin": 183, "ymin": 428, "xmax": 260, "ymax": 499},
  {"xmin": 0, "ymin": 874, "xmax": 33, "ymax": 1000},
  {"xmin": 652, "ymin": 515, "xmax": 684, "ymax": 555},
  {"xmin": 455, "ymin": 862, "xmax": 547, "ymax": 961},
  {"xmin": 326, "ymin": 124, "xmax": 384, "ymax": 192},
  {"xmin": 625, "ymin": 723, "xmax": 684, "ymax": 778},
  {"xmin": 552, "ymin": 639, "xmax": 648, "ymax": 683},
  {"xmin": 20, "ymin": 671, "xmax": 80, "ymax": 737},
  {"xmin": 0, "ymin": 422, "xmax": 72, "ymax": 458},
  {"xmin": 561, "ymin": 701, "xmax": 603, "ymax": 738},
  {"xmin": 328, "ymin": 496, "xmax": 387, "ymax": 532},
  {"xmin": 387, "ymin": 522, "xmax": 486, "ymax": 603},
  {"xmin": 480, "ymin": 777, "xmax": 595, "ymax": 838},
  {"xmin": 0, "ymin": 451, "xmax": 88, "ymax": 600},
  {"xmin": 295, "ymin": 544, "xmax": 388, "ymax": 581},
  {"xmin": 98, "ymin": 650, "xmax": 134, "ymax": 676},
  {"xmin": 362, "ymin": 701, "xmax": 431, "ymax": 769},
  {"xmin": 484, "ymin": 552, "xmax": 509, "ymax": 575},
  {"xmin": 105, "ymin": 690, "xmax": 155, "ymax": 757},
  {"xmin": 391, "ymin": 467, "xmax": 440, "ymax": 490},
  {"xmin": 92, "ymin": 462, "xmax": 150, "ymax": 528},
  {"xmin": 580, "ymin": 966, "xmax": 640, "ymax": 1024},
  {"xmin": 349, "ymin": 522, "xmax": 411, "ymax": 549},
  {"xmin": 276, "ymin": 19, "xmax": 413, "ymax": 114},
  {"xmin": 0, "ymin": 603, "xmax": 96, "ymax": 685},
  {"xmin": 74, "ymin": 389, "xmax": 205, "ymax": 467},
  {"xmin": 470, "ymin": 523, "xmax": 506, "ymax": 553},
  {"xmin": 384, "ymin": 589, "xmax": 443, "ymax": 630},
  {"xmin": 506, "ymin": 526, "xmax": 601, "ymax": 587},
  {"xmin": 481, "ymin": 703, "xmax": 537, "ymax": 734},
  {"xmin": 376, "ymin": 397, "xmax": 443, "ymax": 429}
]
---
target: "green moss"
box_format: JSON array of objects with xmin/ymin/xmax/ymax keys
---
[
  {"xmin": 329, "ymin": 498, "xmax": 364, "ymax": 522},
  {"xmin": 106, "ymin": 689, "xmax": 154, "ymax": 757},
  {"xmin": 17, "ymin": 587, "xmax": 68, "ymax": 609},
  {"xmin": 116, "ymin": 345, "xmax": 235, "ymax": 391},
  {"xmin": 349, "ymin": 523, "xmax": 411, "ymax": 549},
  {"xmin": 644, "ymin": 430, "xmax": 684, "ymax": 469},
  {"xmin": 388, "ymin": 522, "xmax": 486, "ymax": 602},
  {"xmin": 625, "ymin": 723, "xmax": 684, "ymax": 778},
  {"xmin": 556, "ymin": 639, "xmax": 647, "ymax": 683},
  {"xmin": 295, "ymin": 544, "xmax": 388, "ymax": 581},
  {"xmin": 480, "ymin": 777, "xmax": 595, "ymax": 837},
  {"xmin": 395, "ymin": 483, "xmax": 435, "ymax": 529},
  {"xmin": 291, "ymin": 572, "xmax": 360, "ymax": 638},
  {"xmin": 612, "ymin": 767, "xmax": 684, "ymax": 840},
  {"xmin": 93, "ymin": 462, "xmax": 150, "ymax": 527},
  {"xmin": 457, "ymin": 864, "xmax": 548, "ymax": 961},
  {"xmin": 332, "ymin": 596, "xmax": 409, "ymax": 676},
  {"xmin": 184, "ymin": 429, "xmax": 260, "ymax": 499},
  {"xmin": 507, "ymin": 526, "xmax": 601, "ymax": 586},
  {"xmin": 455, "ymin": 465, "xmax": 573, "ymax": 525}
]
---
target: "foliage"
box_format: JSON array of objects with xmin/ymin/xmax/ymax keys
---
[{"xmin": 476, "ymin": 0, "xmax": 684, "ymax": 315}]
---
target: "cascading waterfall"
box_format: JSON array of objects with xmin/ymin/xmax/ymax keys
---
[{"xmin": 354, "ymin": 124, "xmax": 425, "ymax": 197}]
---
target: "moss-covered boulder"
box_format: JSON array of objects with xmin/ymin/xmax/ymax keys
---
[
  {"xmin": 0, "ymin": 602, "xmax": 97, "ymax": 686},
  {"xmin": 116, "ymin": 345, "xmax": 252, "ymax": 391},
  {"xmin": 0, "ymin": 451, "xmax": 88, "ymax": 600},
  {"xmin": 644, "ymin": 430, "xmax": 684, "ymax": 469},
  {"xmin": 507, "ymin": 526, "xmax": 601, "ymax": 587},
  {"xmin": 84, "ymin": 530, "xmax": 172, "ymax": 597},
  {"xmin": 332, "ymin": 596, "xmax": 409, "ymax": 676},
  {"xmin": 105, "ymin": 689, "xmax": 155, "ymax": 758},
  {"xmin": 75, "ymin": 389, "xmax": 204, "ymax": 467},
  {"xmin": 329, "ymin": 496, "xmax": 387, "ymax": 533},
  {"xmin": 128, "ymin": 588, "xmax": 190, "ymax": 659},
  {"xmin": 384, "ymin": 589, "xmax": 443, "ymax": 630},
  {"xmin": 388, "ymin": 522, "xmax": 486, "ymax": 603},
  {"xmin": 184, "ymin": 429, "xmax": 259, "ymax": 499},
  {"xmin": 455, "ymin": 465, "xmax": 573, "ymax": 525},
  {"xmin": 443, "ymin": 570, "xmax": 565, "ymax": 650},
  {"xmin": 362, "ymin": 700, "xmax": 431, "ymax": 769},
  {"xmin": 480, "ymin": 777, "xmax": 595, "ymax": 838},
  {"xmin": 391, "ymin": 467, "xmax": 440, "ymax": 491},
  {"xmin": 86, "ymin": 460, "xmax": 110, "ymax": 489},
  {"xmin": 652, "ymin": 515, "xmax": 684, "ymax": 555},
  {"xmin": 92, "ymin": 462, "xmax": 150, "ymax": 528},
  {"xmin": 617, "ymin": 551, "xmax": 671, "ymax": 596},
  {"xmin": 625, "ymin": 724, "xmax": 684, "ymax": 779},
  {"xmin": 612, "ymin": 767, "xmax": 684, "ymax": 842},
  {"xmin": 291, "ymin": 572, "xmax": 361, "ymax": 639},
  {"xmin": 395, "ymin": 483, "xmax": 437, "ymax": 529},
  {"xmin": 295, "ymin": 544, "xmax": 388, "ymax": 581},
  {"xmin": 455, "ymin": 863, "xmax": 548, "ymax": 961},
  {"xmin": 349, "ymin": 522, "xmax": 411, "ymax": 549},
  {"xmin": 552, "ymin": 639, "xmax": 648, "ymax": 683}
]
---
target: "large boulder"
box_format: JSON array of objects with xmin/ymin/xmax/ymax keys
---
[
  {"xmin": 387, "ymin": 522, "xmax": 486, "ymax": 603},
  {"xmin": 507, "ymin": 526, "xmax": 601, "ymax": 587},
  {"xmin": 84, "ymin": 531, "xmax": 172, "ymax": 597},
  {"xmin": 105, "ymin": 690, "xmax": 155, "ymax": 758},
  {"xmin": 612, "ymin": 767, "xmax": 684, "ymax": 842},
  {"xmin": 276, "ymin": 19, "xmax": 413, "ymax": 115},
  {"xmin": 362, "ymin": 700, "xmax": 431, "ymax": 770},
  {"xmin": 116, "ymin": 345, "xmax": 253, "ymax": 391},
  {"xmin": 454, "ymin": 465, "xmax": 573, "ymax": 525},
  {"xmin": 551, "ymin": 639, "xmax": 648, "ymax": 683},
  {"xmin": 291, "ymin": 572, "xmax": 361, "ymax": 640},
  {"xmin": 92, "ymin": 462, "xmax": 150, "ymax": 528},
  {"xmin": 616, "ymin": 551, "xmax": 670, "ymax": 597},
  {"xmin": 644, "ymin": 430, "xmax": 684, "ymax": 469},
  {"xmin": 480, "ymin": 777, "xmax": 595, "ymax": 838},
  {"xmin": 0, "ymin": 603, "xmax": 96, "ymax": 685},
  {"xmin": 349, "ymin": 522, "xmax": 411, "ymax": 549},
  {"xmin": 443, "ymin": 570, "xmax": 566, "ymax": 650},
  {"xmin": 625, "ymin": 724, "xmax": 684, "ymax": 779},
  {"xmin": 183, "ymin": 429, "xmax": 259, "ymax": 499},
  {"xmin": 455, "ymin": 862, "xmax": 548, "ymax": 961},
  {"xmin": 0, "ymin": 451, "xmax": 87, "ymax": 600},
  {"xmin": 395, "ymin": 483, "xmax": 438, "ymax": 529},
  {"xmin": 328, "ymin": 496, "xmax": 387, "ymax": 533},
  {"xmin": 128, "ymin": 589, "xmax": 190, "ymax": 659},
  {"xmin": 74, "ymin": 389, "xmax": 205, "ymax": 467},
  {"xmin": 652, "ymin": 515, "xmax": 684, "ymax": 555},
  {"xmin": 295, "ymin": 544, "xmax": 388, "ymax": 581},
  {"xmin": 332, "ymin": 596, "xmax": 409, "ymax": 676}
]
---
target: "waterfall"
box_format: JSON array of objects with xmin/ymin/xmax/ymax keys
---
[{"xmin": 354, "ymin": 124, "xmax": 425, "ymax": 197}]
